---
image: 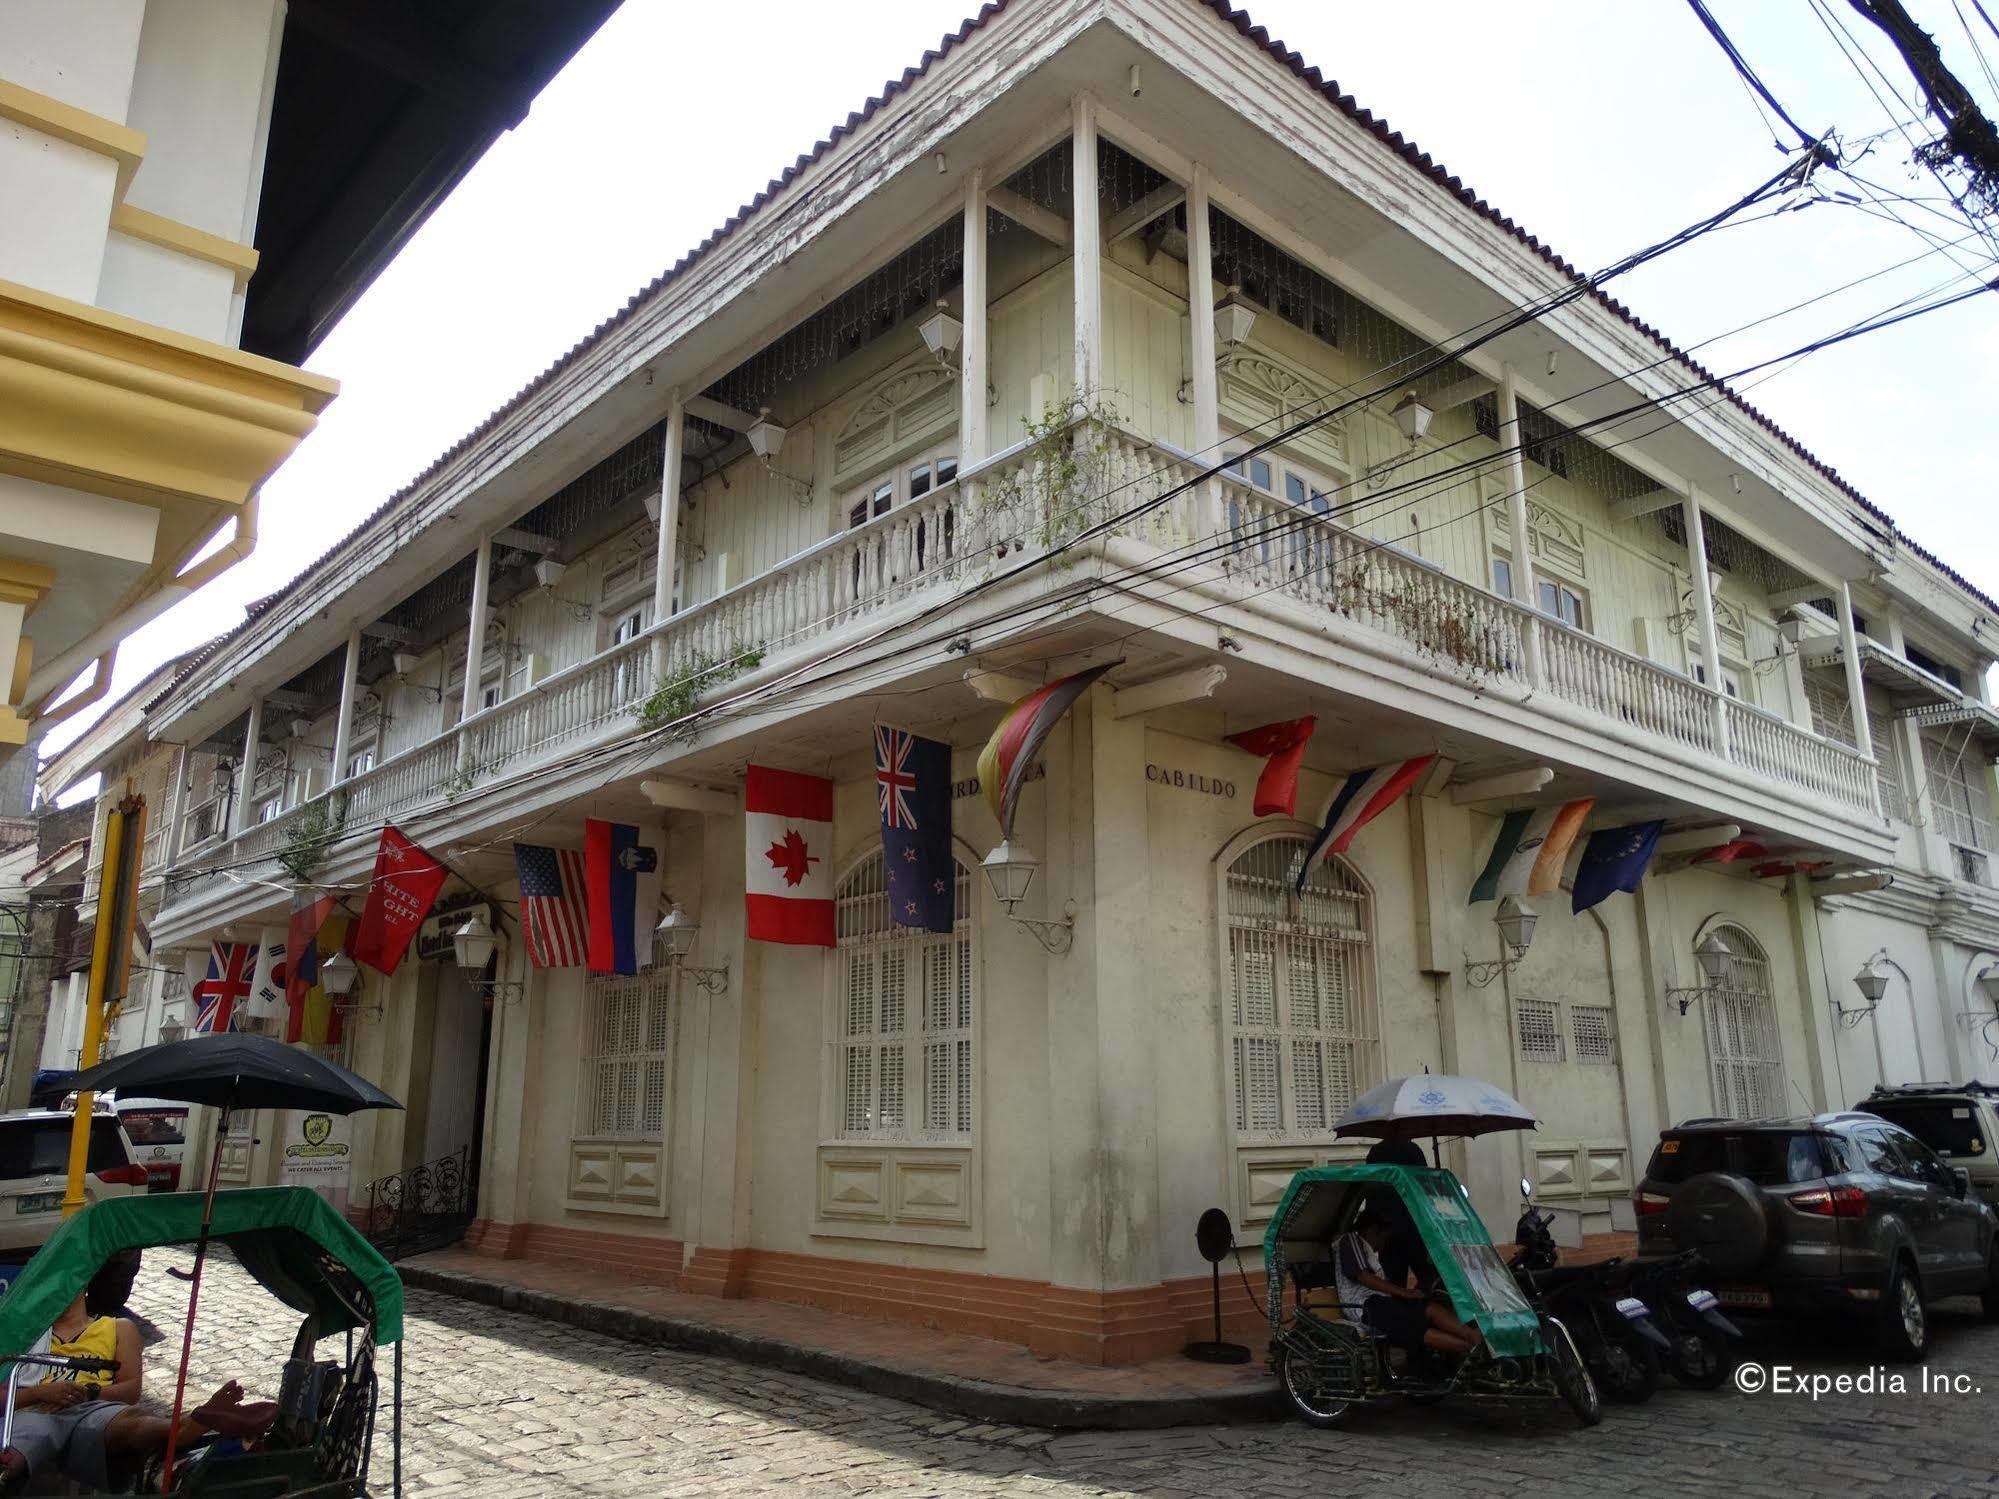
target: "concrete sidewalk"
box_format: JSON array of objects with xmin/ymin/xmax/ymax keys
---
[{"xmin": 400, "ymin": 1248, "xmax": 1281, "ymax": 1431}]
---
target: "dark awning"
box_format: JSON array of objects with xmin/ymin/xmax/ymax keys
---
[{"xmin": 240, "ymin": 0, "xmax": 621, "ymax": 365}]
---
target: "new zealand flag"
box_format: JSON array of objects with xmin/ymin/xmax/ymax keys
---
[{"xmin": 876, "ymin": 726, "xmax": 954, "ymax": 933}]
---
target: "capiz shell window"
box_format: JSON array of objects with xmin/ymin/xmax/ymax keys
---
[
  {"xmin": 833, "ymin": 849, "xmax": 974, "ymax": 1141},
  {"xmin": 1224, "ymin": 835, "xmax": 1378, "ymax": 1137}
]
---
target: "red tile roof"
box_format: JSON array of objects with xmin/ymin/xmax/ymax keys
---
[{"xmin": 174, "ymin": 0, "xmax": 1994, "ymax": 696}]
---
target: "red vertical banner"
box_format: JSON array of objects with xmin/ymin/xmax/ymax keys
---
[{"xmin": 351, "ymin": 826, "xmax": 450, "ymax": 975}]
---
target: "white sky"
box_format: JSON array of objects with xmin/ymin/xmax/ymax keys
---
[{"xmin": 43, "ymin": 0, "xmax": 1999, "ymax": 774}]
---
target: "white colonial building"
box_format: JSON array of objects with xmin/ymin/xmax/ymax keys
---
[{"xmin": 78, "ymin": 0, "xmax": 1999, "ymax": 1362}]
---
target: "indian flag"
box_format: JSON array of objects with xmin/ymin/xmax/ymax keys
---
[{"xmin": 1470, "ymin": 799, "xmax": 1596, "ymax": 902}]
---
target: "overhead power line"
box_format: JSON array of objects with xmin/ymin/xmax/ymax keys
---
[{"xmin": 1685, "ymin": 0, "xmax": 1827, "ymax": 150}]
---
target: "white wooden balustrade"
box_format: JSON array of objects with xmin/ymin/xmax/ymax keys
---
[{"xmin": 162, "ymin": 421, "xmax": 1881, "ymax": 910}]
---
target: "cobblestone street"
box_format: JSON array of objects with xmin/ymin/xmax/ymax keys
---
[{"xmin": 129, "ymin": 1255, "xmax": 1999, "ymax": 1498}]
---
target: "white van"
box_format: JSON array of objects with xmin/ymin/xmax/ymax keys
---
[{"xmin": 113, "ymin": 1097, "xmax": 192, "ymax": 1192}]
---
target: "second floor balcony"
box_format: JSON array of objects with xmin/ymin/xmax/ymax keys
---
[{"xmin": 153, "ymin": 414, "xmax": 1898, "ymax": 944}]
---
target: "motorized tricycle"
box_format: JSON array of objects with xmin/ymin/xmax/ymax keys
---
[
  {"xmin": 1263, "ymin": 1163, "xmax": 1602, "ymax": 1429},
  {"xmin": 0, "ymin": 1186, "xmax": 406, "ymax": 1496}
]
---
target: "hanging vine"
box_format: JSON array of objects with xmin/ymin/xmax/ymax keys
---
[{"xmin": 637, "ymin": 642, "xmax": 766, "ymax": 738}]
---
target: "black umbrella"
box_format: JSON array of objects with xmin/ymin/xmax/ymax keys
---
[
  {"xmin": 35, "ymin": 1033, "xmax": 402, "ymax": 1114},
  {"xmin": 39, "ymin": 1033, "xmax": 401, "ymax": 1488}
]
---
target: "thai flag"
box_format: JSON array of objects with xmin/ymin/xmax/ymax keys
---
[
  {"xmin": 1297, "ymin": 755, "xmax": 1436, "ymax": 893},
  {"xmin": 585, "ymin": 819, "xmax": 659, "ymax": 975}
]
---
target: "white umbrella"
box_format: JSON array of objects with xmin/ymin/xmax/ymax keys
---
[{"xmin": 1333, "ymin": 1073, "xmax": 1538, "ymax": 1147}]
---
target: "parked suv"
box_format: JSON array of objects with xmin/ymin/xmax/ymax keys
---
[
  {"xmin": 0, "ymin": 1107, "xmax": 150, "ymax": 1310},
  {"xmin": 1855, "ymin": 1083, "xmax": 1999, "ymax": 1209},
  {"xmin": 1635, "ymin": 1113, "xmax": 1999, "ymax": 1360}
]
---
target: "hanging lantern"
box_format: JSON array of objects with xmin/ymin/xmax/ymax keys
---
[
  {"xmin": 656, "ymin": 902, "xmax": 700, "ymax": 961},
  {"xmin": 1494, "ymin": 895, "xmax": 1537, "ymax": 958},
  {"xmin": 981, "ymin": 841, "xmax": 1040, "ymax": 913},
  {"xmin": 1694, "ymin": 930, "xmax": 1733, "ymax": 986},
  {"xmin": 452, "ymin": 911, "xmax": 497, "ymax": 972},
  {"xmin": 1391, "ymin": 391, "xmax": 1434, "ymax": 445},
  {"xmin": 746, "ymin": 408, "xmax": 787, "ymax": 465}
]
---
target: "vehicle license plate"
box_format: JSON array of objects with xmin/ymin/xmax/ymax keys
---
[
  {"xmin": 1717, "ymin": 1287, "xmax": 1771, "ymax": 1308},
  {"xmin": 1615, "ymin": 1296, "xmax": 1649, "ymax": 1320},
  {"xmin": 14, "ymin": 1192, "xmax": 60, "ymax": 1215},
  {"xmin": 1686, "ymin": 1289, "xmax": 1719, "ymax": 1312}
]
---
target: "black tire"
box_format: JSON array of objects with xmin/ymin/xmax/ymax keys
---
[
  {"xmin": 1877, "ymin": 1259, "xmax": 1928, "ymax": 1363},
  {"xmin": 1548, "ymin": 1320, "xmax": 1602, "ymax": 1427},
  {"xmin": 1275, "ymin": 1344, "xmax": 1356, "ymax": 1429},
  {"xmin": 1668, "ymin": 1329, "xmax": 1733, "ymax": 1390},
  {"xmin": 1601, "ymin": 1323, "xmax": 1661, "ymax": 1403},
  {"xmin": 1981, "ymin": 1245, "xmax": 1999, "ymax": 1323}
]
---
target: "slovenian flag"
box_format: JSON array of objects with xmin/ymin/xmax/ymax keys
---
[
  {"xmin": 1297, "ymin": 755, "xmax": 1435, "ymax": 893},
  {"xmin": 585, "ymin": 818, "xmax": 660, "ymax": 975},
  {"xmin": 978, "ymin": 663, "xmax": 1117, "ymax": 837},
  {"xmin": 1470, "ymin": 799, "xmax": 1597, "ymax": 903}
]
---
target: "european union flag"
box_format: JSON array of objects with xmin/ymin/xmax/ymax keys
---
[
  {"xmin": 1572, "ymin": 820, "xmax": 1665, "ymax": 914},
  {"xmin": 876, "ymin": 726, "xmax": 954, "ymax": 933}
]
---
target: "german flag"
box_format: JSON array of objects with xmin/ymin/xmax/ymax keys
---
[{"xmin": 977, "ymin": 663, "xmax": 1117, "ymax": 836}]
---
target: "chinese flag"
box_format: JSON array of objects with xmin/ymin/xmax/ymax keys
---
[
  {"xmin": 351, "ymin": 826, "xmax": 450, "ymax": 976},
  {"xmin": 1226, "ymin": 716, "xmax": 1318, "ymax": 817}
]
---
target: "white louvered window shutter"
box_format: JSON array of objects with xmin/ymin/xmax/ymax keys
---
[
  {"xmin": 833, "ymin": 849, "xmax": 974, "ymax": 1142},
  {"xmin": 1226, "ymin": 836, "xmax": 1378, "ymax": 1139},
  {"xmin": 578, "ymin": 970, "xmax": 677, "ymax": 1141},
  {"xmin": 1700, "ymin": 924, "xmax": 1784, "ymax": 1120}
]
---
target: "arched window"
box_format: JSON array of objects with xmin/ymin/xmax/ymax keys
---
[
  {"xmin": 1224, "ymin": 835, "xmax": 1378, "ymax": 1137},
  {"xmin": 1702, "ymin": 923, "xmax": 1786, "ymax": 1119},
  {"xmin": 832, "ymin": 849, "xmax": 974, "ymax": 1141}
]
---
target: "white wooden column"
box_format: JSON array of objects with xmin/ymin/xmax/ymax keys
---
[
  {"xmin": 232, "ymin": 695, "xmax": 263, "ymax": 834},
  {"xmin": 1495, "ymin": 364, "xmax": 1541, "ymax": 684},
  {"xmin": 457, "ymin": 537, "xmax": 493, "ymax": 773},
  {"xmin": 329, "ymin": 629, "xmax": 361, "ymax": 786},
  {"xmin": 1185, "ymin": 164, "xmax": 1222, "ymax": 538},
  {"xmin": 651, "ymin": 396, "xmax": 685, "ymax": 682},
  {"xmin": 1838, "ymin": 577, "xmax": 1882, "ymax": 816},
  {"xmin": 1071, "ymin": 95, "xmax": 1102, "ymax": 398},
  {"xmin": 163, "ymin": 743, "xmax": 190, "ymax": 861},
  {"xmin": 1682, "ymin": 488, "xmax": 1729, "ymax": 757},
  {"xmin": 959, "ymin": 169, "xmax": 988, "ymax": 465}
]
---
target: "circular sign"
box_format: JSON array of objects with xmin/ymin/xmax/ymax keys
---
[{"xmin": 1194, "ymin": 1206, "xmax": 1234, "ymax": 1263}]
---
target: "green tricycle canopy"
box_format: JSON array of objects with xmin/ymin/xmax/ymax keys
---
[
  {"xmin": 1262, "ymin": 1163, "xmax": 1543, "ymax": 1359},
  {"xmin": 0, "ymin": 1187, "xmax": 403, "ymax": 1356}
]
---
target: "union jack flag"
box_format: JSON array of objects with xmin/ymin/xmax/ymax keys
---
[
  {"xmin": 192, "ymin": 941, "xmax": 256, "ymax": 1034},
  {"xmin": 875, "ymin": 726, "xmax": 920, "ymax": 830}
]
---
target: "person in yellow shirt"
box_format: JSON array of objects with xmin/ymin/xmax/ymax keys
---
[{"xmin": 0, "ymin": 1290, "xmax": 275, "ymax": 1493}]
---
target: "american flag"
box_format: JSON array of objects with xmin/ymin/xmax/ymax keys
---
[
  {"xmin": 192, "ymin": 942, "xmax": 255, "ymax": 1033},
  {"xmin": 875, "ymin": 725, "xmax": 920, "ymax": 830},
  {"xmin": 514, "ymin": 844, "xmax": 589, "ymax": 967}
]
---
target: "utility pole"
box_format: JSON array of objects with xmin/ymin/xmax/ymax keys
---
[
  {"xmin": 1846, "ymin": 0, "xmax": 1999, "ymax": 199},
  {"xmin": 61, "ymin": 794, "xmax": 145, "ymax": 1217}
]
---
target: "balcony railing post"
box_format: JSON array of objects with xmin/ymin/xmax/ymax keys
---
[
  {"xmin": 1681, "ymin": 488, "xmax": 1729, "ymax": 759},
  {"xmin": 231, "ymin": 694, "xmax": 263, "ymax": 835}
]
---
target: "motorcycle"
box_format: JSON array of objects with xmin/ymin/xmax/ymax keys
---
[
  {"xmin": 1509, "ymin": 1178, "xmax": 1671, "ymax": 1403},
  {"xmin": 1622, "ymin": 1250, "xmax": 1742, "ymax": 1389}
]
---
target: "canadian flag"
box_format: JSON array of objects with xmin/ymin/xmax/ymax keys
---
[{"xmin": 745, "ymin": 765, "xmax": 835, "ymax": 947}]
